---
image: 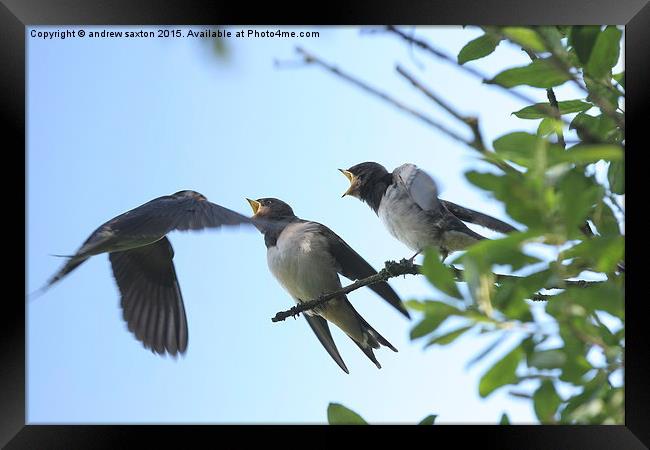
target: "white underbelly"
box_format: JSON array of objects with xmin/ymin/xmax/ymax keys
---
[
  {"xmin": 267, "ymin": 223, "xmax": 342, "ymax": 304},
  {"xmin": 378, "ymin": 188, "xmax": 439, "ymax": 252}
]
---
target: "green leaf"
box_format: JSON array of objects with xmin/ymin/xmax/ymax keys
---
[
  {"xmin": 466, "ymin": 170, "xmax": 546, "ymax": 229},
  {"xmin": 528, "ymin": 349, "xmax": 567, "ymax": 370},
  {"xmin": 537, "ymin": 117, "xmax": 563, "ymax": 137},
  {"xmin": 569, "ymin": 26, "xmax": 601, "ymax": 65},
  {"xmin": 409, "ymin": 301, "xmax": 463, "ymax": 339},
  {"xmin": 584, "ymin": 78, "xmax": 622, "ymax": 114},
  {"xmin": 533, "ymin": 380, "xmax": 562, "ymax": 423},
  {"xmin": 418, "ymin": 414, "xmax": 438, "ymax": 425},
  {"xmin": 501, "ymin": 27, "xmax": 546, "ymax": 52},
  {"xmin": 420, "ymin": 248, "xmax": 462, "ymax": 299},
  {"xmin": 570, "ymin": 112, "xmax": 622, "ymax": 144},
  {"xmin": 586, "ymin": 26, "xmax": 622, "ymax": 79},
  {"xmin": 499, "ymin": 412, "xmax": 511, "ymax": 424},
  {"xmin": 493, "ymin": 131, "xmax": 538, "ymax": 155},
  {"xmin": 613, "ymin": 71, "xmax": 625, "ymax": 89},
  {"xmin": 552, "ymin": 281, "xmax": 624, "ymax": 319},
  {"xmin": 463, "ymin": 231, "xmax": 541, "ymax": 271},
  {"xmin": 513, "ymin": 100, "xmax": 592, "ymax": 119},
  {"xmin": 591, "ymin": 200, "xmax": 621, "ymax": 237},
  {"xmin": 327, "ymin": 403, "xmax": 367, "ymax": 425},
  {"xmin": 554, "ymin": 144, "xmax": 623, "ymax": 165},
  {"xmin": 562, "ymin": 235, "xmax": 624, "ymax": 275},
  {"xmin": 424, "ymin": 324, "xmax": 473, "ymax": 347},
  {"xmin": 560, "ymin": 371, "xmax": 608, "ymax": 422},
  {"xmin": 458, "ymin": 33, "xmax": 502, "ymax": 64},
  {"xmin": 479, "ymin": 344, "xmax": 523, "ymax": 398},
  {"xmin": 465, "ymin": 171, "xmax": 503, "ymax": 192},
  {"xmin": 493, "ymin": 131, "xmax": 571, "ymax": 170},
  {"xmin": 494, "ymin": 268, "xmax": 556, "ymax": 320},
  {"xmin": 607, "ymin": 160, "xmax": 624, "ymax": 194},
  {"xmin": 490, "ymin": 58, "xmax": 571, "ymax": 89},
  {"xmin": 556, "ymin": 171, "xmax": 603, "ymax": 235}
]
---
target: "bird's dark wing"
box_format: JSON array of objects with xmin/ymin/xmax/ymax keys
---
[
  {"xmin": 317, "ymin": 224, "xmax": 410, "ymax": 319},
  {"xmin": 109, "ymin": 236, "xmax": 188, "ymax": 356},
  {"xmin": 395, "ymin": 164, "xmax": 441, "ymax": 212},
  {"xmin": 44, "ymin": 191, "xmax": 249, "ymax": 291},
  {"xmin": 441, "ymin": 200, "xmax": 518, "ymax": 234},
  {"xmin": 304, "ymin": 314, "xmax": 349, "ymax": 374},
  {"xmin": 106, "ymin": 190, "xmax": 252, "ymax": 239}
]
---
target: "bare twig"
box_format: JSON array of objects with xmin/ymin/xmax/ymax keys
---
[
  {"xmin": 293, "ymin": 47, "xmax": 475, "ymax": 150},
  {"xmin": 271, "ymin": 259, "xmax": 419, "ymax": 322},
  {"xmin": 384, "ymin": 26, "xmax": 553, "ymax": 110},
  {"xmin": 395, "ymin": 65, "xmax": 488, "ymax": 153},
  {"xmin": 271, "ymin": 259, "xmax": 606, "ymax": 322},
  {"xmin": 382, "ymin": 26, "xmax": 615, "ymax": 145},
  {"xmin": 522, "ymin": 48, "xmax": 566, "ymax": 149},
  {"xmin": 394, "ymin": 64, "xmax": 521, "ymax": 176}
]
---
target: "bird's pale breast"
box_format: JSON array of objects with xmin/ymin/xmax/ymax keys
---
[
  {"xmin": 266, "ymin": 222, "xmax": 342, "ymax": 305},
  {"xmin": 378, "ymin": 185, "xmax": 441, "ymax": 252}
]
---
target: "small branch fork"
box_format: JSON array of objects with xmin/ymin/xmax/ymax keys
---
[
  {"xmin": 292, "ymin": 47, "xmax": 516, "ymax": 175},
  {"xmin": 271, "ymin": 259, "xmax": 605, "ymax": 322},
  {"xmin": 293, "ymin": 47, "xmax": 474, "ymax": 151},
  {"xmin": 380, "ymin": 26, "xmax": 619, "ymax": 144}
]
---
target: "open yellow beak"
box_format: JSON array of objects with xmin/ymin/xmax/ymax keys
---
[
  {"xmin": 246, "ymin": 198, "xmax": 261, "ymax": 215},
  {"xmin": 338, "ymin": 169, "xmax": 357, "ymax": 198}
]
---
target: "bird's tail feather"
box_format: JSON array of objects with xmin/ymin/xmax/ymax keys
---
[
  {"xmin": 349, "ymin": 303, "xmax": 398, "ymax": 352},
  {"xmin": 29, "ymin": 256, "xmax": 90, "ymax": 303},
  {"xmin": 442, "ymin": 200, "xmax": 518, "ymax": 234},
  {"xmin": 352, "ymin": 340, "xmax": 382, "ymax": 369},
  {"xmin": 350, "ymin": 323, "xmax": 398, "ymax": 370}
]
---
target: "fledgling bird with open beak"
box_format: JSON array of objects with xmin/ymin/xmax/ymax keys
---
[
  {"xmin": 340, "ymin": 162, "xmax": 517, "ymax": 261},
  {"xmin": 246, "ymin": 197, "xmax": 408, "ymax": 373}
]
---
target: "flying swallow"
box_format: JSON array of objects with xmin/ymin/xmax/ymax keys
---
[
  {"xmin": 246, "ymin": 197, "xmax": 408, "ymax": 373},
  {"xmin": 40, "ymin": 190, "xmax": 251, "ymax": 356}
]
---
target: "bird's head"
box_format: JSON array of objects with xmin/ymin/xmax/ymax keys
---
[
  {"xmin": 246, "ymin": 197, "xmax": 295, "ymax": 221},
  {"xmin": 339, "ymin": 162, "xmax": 390, "ymax": 200}
]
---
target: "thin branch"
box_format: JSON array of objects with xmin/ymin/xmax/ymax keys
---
[
  {"xmin": 382, "ymin": 26, "xmax": 615, "ymax": 145},
  {"xmin": 534, "ymin": 27, "xmax": 625, "ymax": 132},
  {"xmin": 293, "ymin": 46, "xmax": 474, "ymax": 150},
  {"xmin": 395, "ymin": 65, "xmax": 488, "ymax": 153},
  {"xmin": 394, "ymin": 64, "xmax": 522, "ymax": 176},
  {"xmin": 384, "ymin": 26, "xmax": 552, "ymax": 110},
  {"xmin": 522, "ymin": 48, "xmax": 566, "ymax": 149},
  {"xmin": 271, "ymin": 259, "xmax": 419, "ymax": 322},
  {"xmin": 271, "ymin": 259, "xmax": 606, "ymax": 322}
]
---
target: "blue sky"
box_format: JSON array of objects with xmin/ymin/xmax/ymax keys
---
[{"xmin": 27, "ymin": 26, "xmax": 608, "ymax": 424}]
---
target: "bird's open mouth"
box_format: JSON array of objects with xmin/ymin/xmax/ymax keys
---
[
  {"xmin": 246, "ymin": 198, "xmax": 261, "ymax": 215},
  {"xmin": 338, "ymin": 169, "xmax": 357, "ymax": 197}
]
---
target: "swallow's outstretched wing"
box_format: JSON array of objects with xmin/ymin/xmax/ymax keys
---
[
  {"xmin": 44, "ymin": 190, "xmax": 251, "ymax": 290},
  {"xmin": 109, "ymin": 236, "xmax": 188, "ymax": 356}
]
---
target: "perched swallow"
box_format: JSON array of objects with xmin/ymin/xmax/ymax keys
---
[
  {"xmin": 246, "ymin": 197, "xmax": 407, "ymax": 373},
  {"xmin": 41, "ymin": 190, "xmax": 251, "ymax": 356},
  {"xmin": 340, "ymin": 162, "xmax": 517, "ymax": 260}
]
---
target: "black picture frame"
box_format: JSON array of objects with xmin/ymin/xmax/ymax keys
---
[{"xmin": 6, "ymin": 0, "xmax": 648, "ymax": 447}]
